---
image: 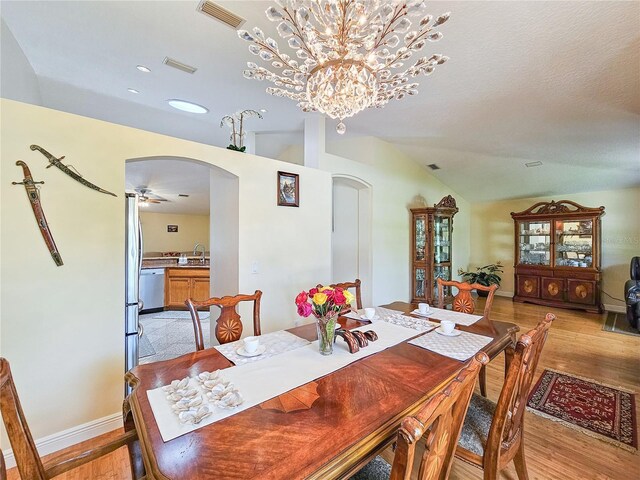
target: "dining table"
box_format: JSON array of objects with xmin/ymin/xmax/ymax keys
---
[{"xmin": 124, "ymin": 302, "xmax": 519, "ymax": 480}]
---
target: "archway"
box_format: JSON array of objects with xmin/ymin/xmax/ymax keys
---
[
  {"xmin": 332, "ymin": 175, "xmax": 372, "ymax": 306},
  {"xmin": 125, "ymin": 156, "xmax": 239, "ymax": 361}
]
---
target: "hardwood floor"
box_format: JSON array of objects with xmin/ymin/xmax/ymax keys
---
[{"xmin": 6, "ymin": 298, "xmax": 639, "ymax": 479}]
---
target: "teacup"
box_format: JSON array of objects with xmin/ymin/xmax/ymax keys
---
[
  {"xmin": 418, "ymin": 303, "xmax": 430, "ymax": 314},
  {"xmin": 363, "ymin": 307, "xmax": 376, "ymax": 320},
  {"xmin": 440, "ymin": 320, "xmax": 455, "ymax": 334},
  {"xmin": 243, "ymin": 336, "xmax": 260, "ymax": 354}
]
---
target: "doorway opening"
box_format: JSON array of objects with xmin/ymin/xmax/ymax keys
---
[
  {"xmin": 331, "ymin": 175, "xmax": 372, "ymax": 307},
  {"xmin": 124, "ymin": 156, "xmax": 238, "ymax": 365}
]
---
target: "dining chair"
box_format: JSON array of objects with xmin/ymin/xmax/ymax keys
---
[
  {"xmin": 436, "ymin": 278, "xmax": 498, "ymax": 397},
  {"xmin": 0, "ymin": 357, "xmax": 144, "ymax": 480},
  {"xmin": 329, "ymin": 279, "xmax": 363, "ymax": 310},
  {"xmin": 455, "ymin": 313, "xmax": 555, "ymax": 480},
  {"xmin": 186, "ymin": 290, "xmax": 262, "ymax": 347},
  {"xmin": 351, "ymin": 352, "xmax": 489, "ymax": 480}
]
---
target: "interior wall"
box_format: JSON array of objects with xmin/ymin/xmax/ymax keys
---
[
  {"xmin": 469, "ymin": 186, "xmax": 640, "ymax": 310},
  {"xmin": 139, "ymin": 212, "xmax": 209, "ymax": 254},
  {"xmin": 318, "ymin": 137, "xmax": 472, "ymax": 306},
  {"xmin": 0, "ymin": 99, "xmax": 331, "ymax": 450},
  {"xmin": 332, "ymin": 181, "xmax": 360, "ymax": 284}
]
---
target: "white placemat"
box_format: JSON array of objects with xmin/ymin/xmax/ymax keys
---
[
  {"xmin": 411, "ymin": 307, "xmax": 482, "ymax": 326},
  {"xmin": 408, "ymin": 329, "xmax": 492, "ymax": 361},
  {"xmin": 214, "ymin": 330, "xmax": 309, "ymax": 365},
  {"xmin": 147, "ymin": 321, "xmax": 420, "ymax": 442},
  {"xmin": 341, "ymin": 306, "xmax": 405, "ymax": 322}
]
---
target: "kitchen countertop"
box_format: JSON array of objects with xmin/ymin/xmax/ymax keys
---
[{"xmin": 142, "ymin": 259, "xmax": 210, "ymax": 269}]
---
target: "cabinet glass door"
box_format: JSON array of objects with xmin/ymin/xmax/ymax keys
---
[
  {"xmin": 414, "ymin": 215, "xmax": 427, "ymax": 262},
  {"xmin": 518, "ymin": 221, "xmax": 551, "ymax": 266},
  {"xmin": 433, "ymin": 265, "xmax": 451, "ymax": 299},
  {"xmin": 415, "ymin": 268, "xmax": 427, "ymax": 299},
  {"xmin": 555, "ymin": 219, "xmax": 593, "ymax": 267},
  {"xmin": 433, "ymin": 216, "xmax": 451, "ymax": 264}
]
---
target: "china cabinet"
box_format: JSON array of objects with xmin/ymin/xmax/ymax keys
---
[
  {"xmin": 511, "ymin": 200, "xmax": 605, "ymax": 313},
  {"xmin": 411, "ymin": 196, "xmax": 459, "ymax": 304}
]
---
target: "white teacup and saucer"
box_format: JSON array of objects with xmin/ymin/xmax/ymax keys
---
[
  {"xmin": 436, "ymin": 320, "xmax": 461, "ymax": 337},
  {"xmin": 236, "ymin": 336, "xmax": 266, "ymax": 357},
  {"xmin": 360, "ymin": 307, "xmax": 376, "ymax": 322}
]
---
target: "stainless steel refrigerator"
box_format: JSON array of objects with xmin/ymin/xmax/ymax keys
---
[{"xmin": 125, "ymin": 193, "xmax": 143, "ymax": 395}]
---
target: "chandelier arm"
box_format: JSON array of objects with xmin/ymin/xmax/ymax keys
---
[
  {"xmin": 253, "ymin": 38, "xmax": 306, "ymax": 75},
  {"xmin": 381, "ymin": 26, "xmax": 435, "ymax": 69},
  {"xmin": 372, "ymin": 4, "xmax": 406, "ymax": 51},
  {"xmin": 281, "ymin": 6, "xmax": 320, "ymax": 63}
]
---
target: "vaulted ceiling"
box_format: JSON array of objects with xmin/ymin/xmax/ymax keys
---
[{"xmin": 2, "ymin": 1, "xmax": 639, "ymax": 202}]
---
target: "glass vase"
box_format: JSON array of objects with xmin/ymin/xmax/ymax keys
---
[{"xmin": 316, "ymin": 314, "xmax": 337, "ymax": 355}]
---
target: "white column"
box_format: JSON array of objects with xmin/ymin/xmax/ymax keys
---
[
  {"xmin": 304, "ymin": 114, "xmax": 326, "ymax": 169},
  {"xmin": 244, "ymin": 131, "xmax": 256, "ymax": 155}
]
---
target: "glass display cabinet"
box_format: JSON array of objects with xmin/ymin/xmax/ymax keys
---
[
  {"xmin": 511, "ymin": 200, "xmax": 604, "ymax": 313},
  {"xmin": 411, "ymin": 196, "xmax": 458, "ymax": 304}
]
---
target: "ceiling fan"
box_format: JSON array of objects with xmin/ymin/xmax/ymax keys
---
[{"xmin": 135, "ymin": 187, "xmax": 169, "ymax": 205}]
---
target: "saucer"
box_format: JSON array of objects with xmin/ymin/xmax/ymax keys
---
[
  {"xmin": 412, "ymin": 309, "xmax": 432, "ymax": 317},
  {"xmin": 236, "ymin": 345, "xmax": 266, "ymax": 357},
  {"xmin": 360, "ymin": 315, "xmax": 377, "ymax": 322},
  {"xmin": 435, "ymin": 327, "xmax": 461, "ymax": 337}
]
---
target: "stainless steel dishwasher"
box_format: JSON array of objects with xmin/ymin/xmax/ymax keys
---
[{"xmin": 139, "ymin": 268, "xmax": 165, "ymax": 313}]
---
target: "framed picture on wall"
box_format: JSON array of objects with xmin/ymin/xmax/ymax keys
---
[{"xmin": 277, "ymin": 171, "xmax": 299, "ymax": 207}]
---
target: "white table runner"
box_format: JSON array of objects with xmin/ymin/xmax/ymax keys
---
[
  {"xmin": 214, "ymin": 330, "xmax": 309, "ymax": 365},
  {"xmin": 147, "ymin": 321, "xmax": 420, "ymax": 442},
  {"xmin": 408, "ymin": 330, "xmax": 492, "ymax": 361},
  {"xmin": 411, "ymin": 307, "xmax": 482, "ymax": 326},
  {"xmin": 341, "ymin": 306, "xmax": 405, "ymax": 322}
]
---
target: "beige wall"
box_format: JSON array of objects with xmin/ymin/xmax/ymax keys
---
[
  {"xmin": 0, "ymin": 99, "xmax": 331, "ymax": 447},
  {"xmin": 318, "ymin": 137, "xmax": 472, "ymax": 306},
  {"xmin": 468, "ymin": 187, "xmax": 640, "ymax": 310},
  {"xmin": 140, "ymin": 212, "xmax": 209, "ymax": 254}
]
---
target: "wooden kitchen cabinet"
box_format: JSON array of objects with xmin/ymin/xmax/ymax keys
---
[
  {"xmin": 511, "ymin": 200, "xmax": 604, "ymax": 313},
  {"xmin": 165, "ymin": 268, "xmax": 211, "ymax": 309}
]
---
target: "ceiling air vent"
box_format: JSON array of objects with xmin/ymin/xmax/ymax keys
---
[
  {"xmin": 163, "ymin": 57, "xmax": 197, "ymax": 74},
  {"xmin": 197, "ymin": 1, "xmax": 245, "ymax": 29},
  {"xmin": 178, "ymin": 194, "xmax": 190, "ymax": 198},
  {"xmin": 525, "ymin": 161, "xmax": 543, "ymax": 168},
  {"xmin": 427, "ymin": 163, "xmax": 441, "ymax": 170}
]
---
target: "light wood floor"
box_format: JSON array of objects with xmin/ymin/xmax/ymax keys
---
[{"xmin": 6, "ymin": 298, "xmax": 640, "ymax": 479}]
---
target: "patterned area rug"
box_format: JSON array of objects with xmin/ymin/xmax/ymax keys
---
[
  {"xmin": 603, "ymin": 312, "xmax": 639, "ymax": 337},
  {"xmin": 527, "ymin": 369, "xmax": 637, "ymax": 451}
]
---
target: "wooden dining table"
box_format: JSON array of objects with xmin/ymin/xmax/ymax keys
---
[{"xmin": 124, "ymin": 302, "xmax": 518, "ymax": 480}]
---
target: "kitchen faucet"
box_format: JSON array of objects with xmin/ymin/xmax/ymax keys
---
[{"xmin": 193, "ymin": 243, "xmax": 206, "ymax": 264}]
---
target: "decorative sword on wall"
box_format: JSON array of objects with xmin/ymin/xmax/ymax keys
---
[
  {"xmin": 12, "ymin": 161, "xmax": 64, "ymax": 266},
  {"xmin": 30, "ymin": 144, "xmax": 117, "ymax": 197}
]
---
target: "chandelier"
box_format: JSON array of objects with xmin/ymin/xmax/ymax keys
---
[{"xmin": 238, "ymin": 1, "xmax": 450, "ymax": 134}]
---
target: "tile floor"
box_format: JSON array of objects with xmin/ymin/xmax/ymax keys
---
[{"xmin": 138, "ymin": 311, "xmax": 211, "ymax": 364}]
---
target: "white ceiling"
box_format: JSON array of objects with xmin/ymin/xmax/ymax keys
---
[
  {"xmin": 2, "ymin": 1, "xmax": 639, "ymax": 202},
  {"xmin": 125, "ymin": 158, "xmax": 210, "ymax": 214}
]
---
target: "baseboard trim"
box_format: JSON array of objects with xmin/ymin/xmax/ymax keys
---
[
  {"xmin": 495, "ymin": 290, "xmax": 514, "ymax": 298},
  {"xmin": 604, "ymin": 304, "xmax": 626, "ymax": 314},
  {"xmin": 2, "ymin": 412, "xmax": 123, "ymax": 470}
]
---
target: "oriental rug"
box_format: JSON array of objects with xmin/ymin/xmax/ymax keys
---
[{"xmin": 527, "ymin": 369, "xmax": 637, "ymax": 451}]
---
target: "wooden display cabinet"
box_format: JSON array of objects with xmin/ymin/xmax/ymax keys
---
[
  {"xmin": 410, "ymin": 195, "xmax": 459, "ymax": 304},
  {"xmin": 511, "ymin": 200, "xmax": 605, "ymax": 313},
  {"xmin": 165, "ymin": 268, "xmax": 211, "ymax": 310}
]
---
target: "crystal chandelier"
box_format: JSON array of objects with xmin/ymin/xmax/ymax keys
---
[{"xmin": 238, "ymin": 1, "xmax": 450, "ymax": 134}]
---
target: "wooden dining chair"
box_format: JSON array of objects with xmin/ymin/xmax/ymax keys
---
[
  {"xmin": 455, "ymin": 313, "xmax": 555, "ymax": 480},
  {"xmin": 0, "ymin": 357, "xmax": 144, "ymax": 480},
  {"xmin": 436, "ymin": 278, "xmax": 498, "ymax": 397},
  {"xmin": 186, "ymin": 290, "xmax": 262, "ymax": 347},
  {"xmin": 351, "ymin": 352, "xmax": 489, "ymax": 480},
  {"xmin": 329, "ymin": 279, "xmax": 363, "ymax": 310}
]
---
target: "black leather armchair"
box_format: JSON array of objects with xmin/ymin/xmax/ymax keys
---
[{"xmin": 625, "ymin": 257, "xmax": 640, "ymax": 330}]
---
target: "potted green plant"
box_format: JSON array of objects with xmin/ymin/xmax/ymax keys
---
[{"xmin": 457, "ymin": 262, "xmax": 504, "ymax": 296}]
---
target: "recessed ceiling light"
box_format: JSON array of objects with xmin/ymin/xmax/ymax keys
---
[
  {"xmin": 127, "ymin": 88, "xmax": 140, "ymax": 94},
  {"xmin": 260, "ymin": 109, "xmax": 267, "ymax": 113},
  {"xmin": 525, "ymin": 161, "xmax": 543, "ymax": 168},
  {"xmin": 167, "ymin": 99, "xmax": 209, "ymax": 114},
  {"xmin": 136, "ymin": 65, "xmax": 151, "ymax": 73}
]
